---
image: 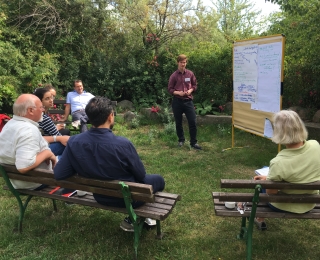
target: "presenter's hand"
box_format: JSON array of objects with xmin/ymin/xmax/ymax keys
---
[
  {"xmin": 175, "ymin": 91, "xmax": 185, "ymax": 97},
  {"xmin": 185, "ymin": 89, "xmax": 193, "ymax": 95}
]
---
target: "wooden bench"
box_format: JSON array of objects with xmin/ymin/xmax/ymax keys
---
[
  {"xmin": 0, "ymin": 164, "xmax": 181, "ymax": 259},
  {"xmin": 212, "ymin": 179, "xmax": 320, "ymax": 260},
  {"xmin": 48, "ymin": 99, "xmax": 117, "ymax": 126}
]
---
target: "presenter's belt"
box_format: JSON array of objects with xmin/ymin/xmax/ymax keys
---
[
  {"xmin": 174, "ymin": 97, "xmax": 192, "ymax": 102},
  {"xmin": 72, "ymin": 109, "xmax": 85, "ymax": 114}
]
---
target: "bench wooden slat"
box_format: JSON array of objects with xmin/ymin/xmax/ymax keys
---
[
  {"xmin": 214, "ymin": 205, "xmax": 320, "ymax": 219},
  {"xmin": 220, "ymin": 179, "xmax": 320, "ymax": 190},
  {"xmin": 14, "ymin": 187, "xmax": 173, "ymax": 220},
  {"xmin": 48, "ymin": 100, "xmax": 117, "ymax": 115},
  {"xmin": 154, "ymin": 191, "xmax": 181, "ymax": 201},
  {"xmin": 1, "ymin": 161, "xmax": 180, "ymax": 258},
  {"xmin": 2, "ymin": 164, "xmax": 153, "ymax": 194},
  {"xmin": 212, "ymin": 192, "xmax": 320, "ymax": 203}
]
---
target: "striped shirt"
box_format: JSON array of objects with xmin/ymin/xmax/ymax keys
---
[{"xmin": 39, "ymin": 114, "xmax": 61, "ymax": 136}]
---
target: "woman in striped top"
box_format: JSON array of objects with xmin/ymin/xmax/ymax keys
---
[{"xmin": 34, "ymin": 88, "xmax": 70, "ymax": 156}]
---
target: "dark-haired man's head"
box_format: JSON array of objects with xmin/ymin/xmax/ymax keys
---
[
  {"xmin": 85, "ymin": 96, "xmax": 114, "ymax": 129},
  {"xmin": 74, "ymin": 80, "xmax": 84, "ymax": 94}
]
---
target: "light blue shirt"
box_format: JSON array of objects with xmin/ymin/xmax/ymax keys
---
[{"xmin": 66, "ymin": 91, "xmax": 95, "ymax": 113}]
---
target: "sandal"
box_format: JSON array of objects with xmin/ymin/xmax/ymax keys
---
[{"xmin": 254, "ymin": 218, "xmax": 267, "ymax": 231}]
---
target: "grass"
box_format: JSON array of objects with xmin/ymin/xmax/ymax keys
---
[{"xmin": 1, "ymin": 117, "xmax": 320, "ymax": 259}]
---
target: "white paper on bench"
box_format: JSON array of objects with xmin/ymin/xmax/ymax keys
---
[{"xmin": 255, "ymin": 166, "xmax": 269, "ymax": 176}]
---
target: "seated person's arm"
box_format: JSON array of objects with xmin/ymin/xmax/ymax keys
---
[
  {"xmin": 126, "ymin": 143, "xmax": 147, "ymax": 181},
  {"xmin": 43, "ymin": 135, "xmax": 70, "ymax": 146},
  {"xmin": 18, "ymin": 149, "xmax": 56, "ymax": 173},
  {"xmin": 60, "ymin": 103, "xmax": 71, "ymax": 122},
  {"xmin": 40, "ymin": 115, "xmax": 61, "ymax": 136},
  {"xmin": 254, "ymin": 175, "xmax": 278, "ymax": 194},
  {"xmin": 53, "ymin": 145, "xmax": 76, "ymax": 180}
]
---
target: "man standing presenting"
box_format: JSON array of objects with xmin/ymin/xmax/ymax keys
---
[
  {"xmin": 54, "ymin": 96, "xmax": 165, "ymax": 232},
  {"xmin": 0, "ymin": 94, "xmax": 56, "ymax": 189},
  {"xmin": 62, "ymin": 80, "xmax": 94, "ymax": 133},
  {"xmin": 168, "ymin": 54, "xmax": 202, "ymax": 150}
]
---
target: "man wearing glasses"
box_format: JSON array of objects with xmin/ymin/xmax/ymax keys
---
[{"xmin": 0, "ymin": 94, "xmax": 56, "ymax": 190}]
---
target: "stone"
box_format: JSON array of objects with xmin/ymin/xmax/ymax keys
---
[
  {"xmin": 118, "ymin": 100, "xmax": 134, "ymax": 111},
  {"xmin": 297, "ymin": 108, "xmax": 312, "ymax": 120},
  {"xmin": 288, "ymin": 106, "xmax": 301, "ymax": 113},
  {"xmin": 123, "ymin": 111, "xmax": 136, "ymax": 122},
  {"xmin": 313, "ymin": 110, "xmax": 320, "ymax": 123},
  {"xmin": 224, "ymin": 102, "xmax": 233, "ymax": 114}
]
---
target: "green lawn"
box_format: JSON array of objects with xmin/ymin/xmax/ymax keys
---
[{"xmin": 1, "ymin": 117, "xmax": 320, "ymax": 260}]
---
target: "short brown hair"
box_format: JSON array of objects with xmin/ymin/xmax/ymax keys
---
[
  {"xmin": 177, "ymin": 54, "xmax": 187, "ymax": 62},
  {"xmin": 73, "ymin": 80, "xmax": 83, "ymax": 87},
  {"xmin": 271, "ymin": 110, "xmax": 308, "ymax": 145}
]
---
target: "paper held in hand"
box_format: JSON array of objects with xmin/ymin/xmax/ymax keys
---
[{"xmin": 255, "ymin": 166, "xmax": 269, "ymax": 176}]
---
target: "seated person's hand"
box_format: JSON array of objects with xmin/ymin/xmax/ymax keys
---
[
  {"xmin": 59, "ymin": 135, "xmax": 70, "ymax": 146},
  {"xmin": 56, "ymin": 123, "xmax": 65, "ymax": 131},
  {"xmin": 254, "ymin": 175, "xmax": 267, "ymax": 180},
  {"xmin": 46, "ymin": 152, "xmax": 57, "ymax": 169},
  {"xmin": 58, "ymin": 115, "xmax": 66, "ymax": 122}
]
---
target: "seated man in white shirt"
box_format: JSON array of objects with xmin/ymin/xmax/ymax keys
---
[
  {"xmin": 61, "ymin": 80, "xmax": 95, "ymax": 133},
  {"xmin": 0, "ymin": 94, "xmax": 56, "ymax": 190}
]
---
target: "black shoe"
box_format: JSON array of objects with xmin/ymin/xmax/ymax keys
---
[
  {"xmin": 254, "ymin": 218, "xmax": 267, "ymax": 231},
  {"xmin": 120, "ymin": 217, "xmax": 134, "ymax": 232},
  {"xmin": 191, "ymin": 143, "xmax": 202, "ymax": 150},
  {"xmin": 178, "ymin": 141, "xmax": 184, "ymax": 147}
]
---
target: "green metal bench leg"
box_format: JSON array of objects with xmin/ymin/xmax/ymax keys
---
[
  {"xmin": 133, "ymin": 219, "xmax": 145, "ymax": 259},
  {"xmin": 120, "ymin": 181, "xmax": 144, "ymax": 259},
  {"xmin": 155, "ymin": 220, "xmax": 164, "ymax": 239},
  {"xmin": 245, "ymin": 184, "xmax": 261, "ymax": 260},
  {"xmin": 237, "ymin": 216, "xmax": 247, "ymax": 240},
  {"xmin": 18, "ymin": 195, "xmax": 33, "ymax": 232},
  {"xmin": 0, "ymin": 165, "xmax": 36, "ymax": 233},
  {"xmin": 52, "ymin": 199, "xmax": 57, "ymax": 211}
]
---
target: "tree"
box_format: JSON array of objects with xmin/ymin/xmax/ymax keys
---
[
  {"xmin": 115, "ymin": 0, "xmax": 205, "ymax": 55},
  {"xmin": 212, "ymin": 0, "xmax": 262, "ymax": 41},
  {"xmin": 265, "ymin": 0, "xmax": 320, "ymax": 109}
]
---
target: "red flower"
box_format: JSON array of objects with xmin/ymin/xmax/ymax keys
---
[{"xmin": 151, "ymin": 106, "xmax": 160, "ymax": 113}]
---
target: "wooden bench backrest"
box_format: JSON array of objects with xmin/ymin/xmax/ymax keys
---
[
  {"xmin": 48, "ymin": 100, "xmax": 117, "ymax": 115},
  {"xmin": 220, "ymin": 179, "xmax": 320, "ymax": 190},
  {"xmin": 213, "ymin": 179, "xmax": 320, "ymax": 204},
  {"xmin": 0, "ymin": 164, "xmax": 154, "ymax": 203}
]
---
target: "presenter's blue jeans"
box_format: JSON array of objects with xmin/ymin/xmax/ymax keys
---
[{"xmin": 172, "ymin": 97, "xmax": 197, "ymax": 145}]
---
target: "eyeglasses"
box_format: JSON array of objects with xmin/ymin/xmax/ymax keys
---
[{"xmin": 29, "ymin": 106, "xmax": 45, "ymax": 110}]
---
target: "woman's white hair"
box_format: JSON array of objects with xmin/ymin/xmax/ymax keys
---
[{"xmin": 271, "ymin": 110, "xmax": 308, "ymax": 145}]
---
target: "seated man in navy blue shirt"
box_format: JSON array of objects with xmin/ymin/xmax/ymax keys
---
[{"xmin": 53, "ymin": 96, "xmax": 165, "ymax": 232}]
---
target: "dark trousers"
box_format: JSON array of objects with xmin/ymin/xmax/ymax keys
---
[
  {"xmin": 172, "ymin": 97, "xmax": 197, "ymax": 145},
  {"xmin": 72, "ymin": 110, "xmax": 89, "ymax": 133}
]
